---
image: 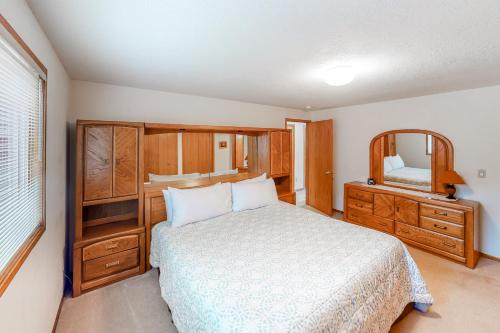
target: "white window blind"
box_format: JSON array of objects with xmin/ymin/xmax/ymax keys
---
[{"xmin": 0, "ymin": 33, "xmax": 45, "ymax": 273}]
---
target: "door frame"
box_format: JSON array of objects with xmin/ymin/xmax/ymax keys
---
[{"xmin": 285, "ymin": 118, "xmax": 311, "ymax": 202}]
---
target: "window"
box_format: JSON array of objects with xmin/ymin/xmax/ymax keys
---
[{"xmin": 0, "ymin": 15, "xmax": 47, "ymax": 296}]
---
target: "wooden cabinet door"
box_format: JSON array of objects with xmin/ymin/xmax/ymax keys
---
[
  {"xmin": 281, "ymin": 131, "xmax": 291, "ymax": 174},
  {"xmin": 374, "ymin": 193, "xmax": 395, "ymax": 219},
  {"xmin": 395, "ymin": 197, "xmax": 419, "ymax": 226},
  {"xmin": 113, "ymin": 126, "xmax": 138, "ymax": 197},
  {"xmin": 182, "ymin": 132, "xmax": 213, "ymax": 174},
  {"xmin": 270, "ymin": 131, "xmax": 282, "ymax": 175},
  {"xmin": 84, "ymin": 126, "xmax": 113, "ymax": 201}
]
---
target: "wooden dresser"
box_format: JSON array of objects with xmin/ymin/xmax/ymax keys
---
[
  {"xmin": 344, "ymin": 182, "xmax": 479, "ymax": 268},
  {"xmin": 73, "ymin": 120, "xmax": 145, "ymax": 296}
]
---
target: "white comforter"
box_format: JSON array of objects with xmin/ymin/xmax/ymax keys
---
[
  {"xmin": 384, "ymin": 167, "xmax": 431, "ymax": 186},
  {"xmin": 151, "ymin": 203, "xmax": 433, "ymax": 333}
]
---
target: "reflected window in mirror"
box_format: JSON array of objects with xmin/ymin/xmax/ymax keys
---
[{"xmin": 382, "ymin": 133, "xmax": 432, "ymax": 192}]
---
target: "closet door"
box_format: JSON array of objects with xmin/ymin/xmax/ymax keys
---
[
  {"xmin": 113, "ymin": 126, "xmax": 138, "ymax": 197},
  {"xmin": 84, "ymin": 126, "xmax": 113, "ymax": 201}
]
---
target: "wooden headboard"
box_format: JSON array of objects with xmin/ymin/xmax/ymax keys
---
[{"xmin": 144, "ymin": 172, "xmax": 256, "ymax": 269}]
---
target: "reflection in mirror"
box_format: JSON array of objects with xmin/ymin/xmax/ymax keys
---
[
  {"xmin": 383, "ymin": 133, "xmax": 432, "ymax": 191},
  {"xmin": 145, "ymin": 132, "xmax": 249, "ymax": 183}
]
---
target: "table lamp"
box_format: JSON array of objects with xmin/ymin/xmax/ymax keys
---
[{"xmin": 441, "ymin": 170, "xmax": 465, "ymax": 200}]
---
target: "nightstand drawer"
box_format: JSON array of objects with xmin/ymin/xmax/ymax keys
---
[
  {"xmin": 420, "ymin": 204, "xmax": 464, "ymax": 225},
  {"xmin": 347, "ymin": 198, "xmax": 373, "ymax": 214},
  {"xmin": 420, "ymin": 216, "xmax": 464, "ymax": 239},
  {"xmin": 83, "ymin": 235, "xmax": 139, "ymax": 261},
  {"xmin": 83, "ymin": 248, "xmax": 139, "ymax": 281},
  {"xmin": 348, "ymin": 188, "xmax": 374, "ymax": 203}
]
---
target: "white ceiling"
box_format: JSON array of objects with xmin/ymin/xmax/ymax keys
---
[{"xmin": 27, "ymin": 0, "xmax": 500, "ymax": 110}]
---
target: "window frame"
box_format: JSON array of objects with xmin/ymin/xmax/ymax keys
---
[{"xmin": 0, "ymin": 15, "xmax": 47, "ymax": 297}]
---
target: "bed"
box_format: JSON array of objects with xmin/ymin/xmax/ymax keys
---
[
  {"xmin": 150, "ymin": 202, "xmax": 433, "ymax": 333},
  {"xmin": 384, "ymin": 166, "xmax": 431, "ymax": 187}
]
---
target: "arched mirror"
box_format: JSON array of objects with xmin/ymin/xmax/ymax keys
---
[{"xmin": 370, "ymin": 130, "xmax": 454, "ymax": 194}]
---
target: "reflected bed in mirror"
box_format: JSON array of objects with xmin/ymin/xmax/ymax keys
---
[
  {"xmin": 145, "ymin": 132, "xmax": 250, "ymax": 183},
  {"xmin": 370, "ymin": 129, "xmax": 455, "ymax": 194},
  {"xmin": 383, "ymin": 133, "xmax": 432, "ymax": 191}
]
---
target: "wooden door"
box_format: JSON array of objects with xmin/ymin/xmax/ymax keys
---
[
  {"xmin": 270, "ymin": 131, "xmax": 282, "ymax": 175},
  {"xmin": 306, "ymin": 120, "xmax": 333, "ymax": 215},
  {"xmin": 182, "ymin": 132, "xmax": 213, "ymax": 174},
  {"xmin": 84, "ymin": 126, "xmax": 113, "ymax": 201},
  {"xmin": 395, "ymin": 197, "xmax": 419, "ymax": 226},
  {"xmin": 113, "ymin": 126, "xmax": 138, "ymax": 197},
  {"xmin": 374, "ymin": 193, "xmax": 395, "ymax": 219}
]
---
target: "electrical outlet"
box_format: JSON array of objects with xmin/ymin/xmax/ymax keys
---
[{"xmin": 478, "ymin": 169, "xmax": 486, "ymax": 178}]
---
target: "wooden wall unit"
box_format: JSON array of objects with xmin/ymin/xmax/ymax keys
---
[
  {"xmin": 144, "ymin": 133, "xmax": 178, "ymax": 179},
  {"xmin": 74, "ymin": 120, "xmax": 145, "ymax": 297},
  {"xmin": 344, "ymin": 182, "xmax": 479, "ymax": 268},
  {"xmin": 182, "ymin": 132, "xmax": 214, "ymax": 174},
  {"xmin": 269, "ymin": 130, "xmax": 291, "ymax": 177}
]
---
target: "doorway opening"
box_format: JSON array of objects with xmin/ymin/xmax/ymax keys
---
[{"xmin": 285, "ymin": 118, "xmax": 310, "ymax": 206}]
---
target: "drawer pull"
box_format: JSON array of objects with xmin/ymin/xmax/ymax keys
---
[
  {"xmin": 106, "ymin": 243, "xmax": 119, "ymax": 250},
  {"xmin": 378, "ymin": 222, "xmax": 387, "ymax": 227},
  {"xmin": 400, "ymin": 229, "xmax": 410, "ymax": 234},
  {"xmin": 355, "ymin": 204, "xmax": 364, "ymax": 208},
  {"xmin": 443, "ymin": 241, "xmax": 456, "ymax": 248},
  {"xmin": 434, "ymin": 210, "xmax": 448, "ymax": 217},
  {"xmin": 434, "ymin": 224, "xmax": 448, "ymax": 230},
  {"xmin": 396, "ymin": 207, "xmax": 400, "ymax": 212},
  {"xmin": 105, "ymin": 260, "xmax": 121, "ymax": 268}
]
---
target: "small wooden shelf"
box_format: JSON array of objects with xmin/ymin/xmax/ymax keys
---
[
  {"xmin": 83, "ymin": 194, "xmax": 139, "ymax": 207},
  {"xmin": 83, "ymin": 212, "xmax": 138, "ymax": 228},
  {"xmin": 75, "ymin": 220, "xmax": 144, "ymax": 248}
]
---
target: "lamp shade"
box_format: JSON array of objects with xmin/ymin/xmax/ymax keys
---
[{"xmin": 441, "ymin": 170, "xmax": 465, "ymax": 184}]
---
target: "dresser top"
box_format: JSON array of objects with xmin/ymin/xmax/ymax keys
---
[{"xmin": 346, "ymin": 181, "xmax": 479, "ymax": 210}]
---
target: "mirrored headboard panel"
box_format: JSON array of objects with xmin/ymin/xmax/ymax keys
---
[{"xmin": 370, "ymin": 129, "xmax": 454, "ymax": 193}]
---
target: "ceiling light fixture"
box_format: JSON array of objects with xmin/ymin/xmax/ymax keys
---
[{"xmin": 323, "ymin": 66, "xmax": 356, "ymax": 86}]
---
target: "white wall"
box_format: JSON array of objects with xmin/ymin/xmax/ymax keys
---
[
  {"xmin": 395, "ymin": 133, "xmax": 431, "ymax": 169},
  {"xmin": 310, "ymin": 85, "xmax": 500, "ymax": 257},
  {"xmin": 70, "ymin": 80, "xmax": 307, "ymax": 127},
  {"xmin": 213, "ymin": 133, "xmax": 232, "ymax": 172},
  {"xmin": 0, "ymin": 1, "xmax": 70, "ymax": 332}
]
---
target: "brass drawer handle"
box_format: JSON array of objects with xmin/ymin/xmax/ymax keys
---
[
  {"xmin": 355, "ymin": 204, "xmax": 364, "ymax": 208},
  {"xmin": 106, "ymin": 243, "xmax": 119, "ymax": 250},
  {"xmin": 443, "ymin": 241, "xmax": 456, "ymax": 248},
  {"xmin": 378, "ymin": 222, "xmax": 387, "ymax": 227},
  {"xmin": 434, "ymin": 210, "xmax": 448, "ymax": 217},
  {"xmin": 400, "ymin": 229, "xmax": 410, "ymax": 234},
  {"xmin": 105, "ymin": 260, "xmax": 121, "ymax": 268},
  {"xmin": 434, "ymin": 224, "xmax": 448, "ymax": 230}
]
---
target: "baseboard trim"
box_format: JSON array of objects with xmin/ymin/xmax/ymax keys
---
[
  {"xmin": 52, "ymin": 295, "xmax": 64, "ymax": 333},
  {"xmin": 480, "ymin": 252, "xmax": 500, "ymax": 262}
]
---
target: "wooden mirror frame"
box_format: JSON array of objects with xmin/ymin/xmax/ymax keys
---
[{"xmin": 370, "ymin": 129, "xmax": 454, "ymax": 194}]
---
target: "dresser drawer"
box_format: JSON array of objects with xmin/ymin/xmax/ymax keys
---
[
  {"xmin": 347, "ymin": 198, "xmax": 373, "ymax": 214},
  {"xmin": 348, "ymin": 188, "xmax": 374, "ymax": 203},
  {"xmin": 347, "ymin": 208, "xmax": 368, "ymax": 225},
  {"xmin": 395, "ymin": 222, "xmax": 464, "ymax": 257},
  {"xmin": 420, "ymin": 216, "xmax": 464, "ymax": 239},
  {"xmin": 83, "ymin": 248, "xmax": 139, "ymax": 281},
  {"xmin": 83, "ymin": 235, "xmax": 139, "ymax": 261},
  {"xmin": 364, "ymin": 215, "xmax": 394, "ymax": 234},
  {"xmin": 420, "ymin": 204, "xmax": 464, "ymax": 225}
]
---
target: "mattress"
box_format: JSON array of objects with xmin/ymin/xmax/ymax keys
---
[
  {"xmin": 384, "ymin": 167, "xmax": 432, "ymax": 186},
  {"xmin": 151, "ymin": 203, "xmax": 433, "ymax": 333}
]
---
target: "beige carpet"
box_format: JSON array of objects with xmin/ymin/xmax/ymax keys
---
[{"xmin": 56, "ymin": 247, "xmax": 500, "ymax": 333}]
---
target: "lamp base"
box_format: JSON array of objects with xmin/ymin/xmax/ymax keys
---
[{"xmin": 445, "ymin": 184, "xmax": 457, "ymax": 200}]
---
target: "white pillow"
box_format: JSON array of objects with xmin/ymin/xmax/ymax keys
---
[
  {"xmin": 384, "ymin": 157, "xmax": 393, "ymax": 173},
  {"xmin": 231, "ymin": 178, "xmax": 278, "ymax": 212},
  {"xmin": 168, "ymin": 183, "xmax": 232, "ymax": 227},
  {"xmin": 238, "ymin": 173, "xmax": 267, "ymax": 183},
  {"xmin": 162, "ymin": 190, "xmax": 174, "ymax": 223},
  {"xmin": 390, "ymin": 154, "xmax": 405, "ymax": 169}
]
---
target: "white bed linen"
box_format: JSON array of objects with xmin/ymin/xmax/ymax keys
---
[
  {"xmin": 151, "ymin": 203, "xmax": 432, "ymax": 333},
  {"xmin": 384, "ymin": 166, "xmax": 431, "ymax": 186}
]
